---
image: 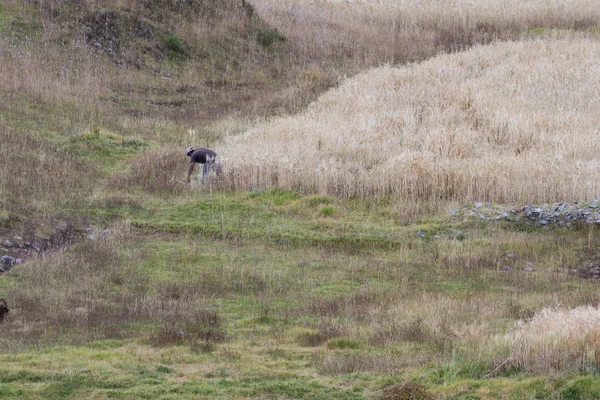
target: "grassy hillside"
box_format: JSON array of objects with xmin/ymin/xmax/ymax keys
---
[
  {"xmin": 250, "ymin": 0, "xmax": 600, "ymax": 68},
  {"xmin": 0, "ymin": 0, "xmax": 333, "ymax": 236},
  {"xmin": 2, "ymin": 0, "xmax": 600, "ymax": 399}
]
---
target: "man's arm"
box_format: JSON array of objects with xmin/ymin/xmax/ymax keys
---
[{"xmin": 187, "ymin": 162, "xmax": 195, "ymax": 183}]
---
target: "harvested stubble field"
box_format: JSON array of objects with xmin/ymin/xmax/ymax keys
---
[{"xmin": 1, "ymin": 0, "xmax": 600, "ymax": 399}]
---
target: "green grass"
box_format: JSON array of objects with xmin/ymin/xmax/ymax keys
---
[
  {"xmin": 3, "ymin": 190, "xmax": 600, "ymax": 397},
  {"xmin": 2, "ymin": 2, "xmax": 600, "ymax": 399}
]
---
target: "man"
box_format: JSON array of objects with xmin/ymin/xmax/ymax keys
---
[{"xmin": 186, "ymin": 147, "xmax": 219, "ymax": 184}]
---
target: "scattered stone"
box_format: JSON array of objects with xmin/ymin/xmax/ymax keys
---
[
  {"xmin": 507, "ymin": 254, "xmax": 516, "ymax": 260},
  {"xmin": 580, "ymin": 258, "xmax": 600, "ymax": 279},
  {"xmin": 102, "ymin": 228, "xmax": 112, "ymax": 234},
  {"xmin": 502, "ymin": 265, "xmax": 510, "ymax": 271},
  {"xmin": 14, "ymin": 236, "xmax": 22, "ymax": 241},
  {"xmin": 417, "ymin": 230, "xmax": 425, "ymax": 237},
  {"xmin": 15, "ymin": 258, "xmax": 23, "ymax": 264},
  {"xmin": 526, "ymin": 261, "xmax": 534, "ymax": 267},
  {"xmin": 1, "ymin": 248, "xmax": 7, "ymax": 253},
  {"xmin": 524, "ymin": 267, "xmax": 535, "ymax": 272},
  {"xmin": 4, "ymin": 240, "xmax": 13, "ymax": 247},
  {"xmin": 89, "ymin": 234, "xmax": 95, "ymax": 240},
  {"xmin": 451, "ymin": 201, "xmax": 600, "ymax": 227}
]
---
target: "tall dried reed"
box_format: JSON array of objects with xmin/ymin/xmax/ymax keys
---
[{"xmin": 221, "ymin": 39, "xmax": 600, "ymax": 203}]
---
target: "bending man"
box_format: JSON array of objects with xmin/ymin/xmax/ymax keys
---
[{"xmin": 186, "ymin": 147, "xmax": 218, "ymax": 184}]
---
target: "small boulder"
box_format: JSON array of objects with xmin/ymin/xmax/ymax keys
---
[{"xmin": 1, "ymin": 255, "xmax": 15, "ymax": 272}]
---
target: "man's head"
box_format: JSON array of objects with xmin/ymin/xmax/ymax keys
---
[{"xmin": 186, "ymin": 147, "xmax": 195, "ymax": 157}]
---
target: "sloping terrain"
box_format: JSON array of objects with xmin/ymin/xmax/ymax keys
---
[
  {"xmin": 0, "ymin": 0, "xmax": 328, "ymax": 236},
  {"xmin": 222, "ymin": 39, "xmax": 600, "ymax": 202},
  {"xmin": 2, "ymin": 0, "xmax": 600, "ymax": 399}
]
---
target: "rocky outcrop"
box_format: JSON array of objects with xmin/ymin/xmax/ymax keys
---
[
  {"xmin": 452, "ymin": 200, "xmax": 600, "ymax": 228},
  {"xmin": 0, "ymin": 227, "xmax": 85, "ymax": 274}
]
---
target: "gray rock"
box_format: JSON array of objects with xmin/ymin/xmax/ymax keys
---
[
  {"xmin": 4, "ymin": 240, "xmax": 13, "ymax": 247},
  {"xmin": 524, "ymin": 267, "xmax": 535, "ymax": 272},
  {"xmin": 102, "ymin": 228, "xmax": 112, "ymax": 234},
  {"xmin": 539, "ymin": 220, "xmax": 547, "ymax": 225},
  {"xmin": 475, "ymin": 202, "xmax": 484, "ymax": 209},
  {"xmin": 507, "ymin": 254, "xmax": 516, "ymax": 260},
  {"xmin": 14, "ymin": 236, "xmax": 22, "ymax": 241},
  {"xmin": 589, "ymin": 200, "xmax": 599, "ymax": 208},
  {"xmin": 502, "ymin": 265, "xmax": 510, "ymax": 271},
  {"xmin": 15, "ymin": 258, "xmax": 22, "ymax": 264},
  {"xmin": 1, "ymin": 255, "xmax": 15, "ymax": 271},
  {"xmin": 417, "ymin": 230, "xmax": 425, "ymax": 237}
]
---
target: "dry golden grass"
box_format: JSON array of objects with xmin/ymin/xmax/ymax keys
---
[
  {"xmin": 249, "ymin": 0, "xmax": 600, "ymax": 67},
  {"xmin": 471, "ymin": 305, "xmax": 600, "ymax": 373},
  {"xmin": 221, "ymin": 39, "xmax": 600, "ymax": 203}
]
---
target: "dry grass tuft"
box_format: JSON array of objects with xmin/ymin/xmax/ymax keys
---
[
  {"xmin": 381, "ymin": 381, "xmax": 434, "ymax": 400},
  {"xmin": 111, "ymin": 147, "xmax": 187, "ymax": 195},
  {"xmin": 222, "ymin": 39, "xmax": 600, "ymax": 202},
  {"xmin": 469, "ymin": 305, "xmax": 600, "ymax": 374}
]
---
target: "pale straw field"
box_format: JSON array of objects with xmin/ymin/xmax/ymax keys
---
[
  {"xmin": 248, "ymin": 0, "xmax": 600, "ymax": 66},
  {"xmin": 473, "ymin": 305, "xmax": 600, "ymax": 373},
  {"xmin": 221, "ymin": 39, "xmax": 600, "ymax": 203}
]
